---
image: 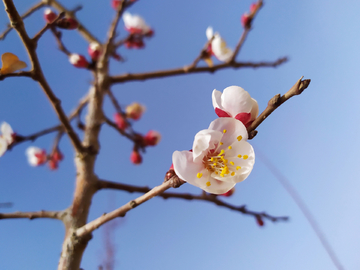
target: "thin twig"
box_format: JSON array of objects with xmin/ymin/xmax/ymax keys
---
[
  {"xmin": 32, "ymin": 11, "xmax": 65, "ymax": 43},
  {"xmin": 0, "ymin": 209, "xmax": 65, "ymax": 220},
  {"xmin": 257, "ymin": 150, "xmax": 344, "ymax": 270},
  {"xmin": 0, "ymin": 1, "xmax": 45, "ymax": 40},
  {"xmin": 0, "ymin": 71, "xmax": 33, "ymax": 80},
  {"xmin": 97, "ymin": 179, "xmax": 288, "ymax": 223},
  {"xmin": 110, "ymin": 58, "xmax": 287, "ymax": 84}
]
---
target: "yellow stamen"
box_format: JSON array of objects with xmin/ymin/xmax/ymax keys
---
[
  {"xmin": 228, "ymin": 146, "xmax": 232, "ymax": 150},
  {"xmin": 237, "ymin": 155, "xmax": 242, "ymax": 158},
  {"xmin": 223, "ymin": 129, "xmax": 227, "ymax": 133},
  {"xmin": 243, "ymin": 155, "xmax": 249, "ymax": 160},
  {"xmin": 237, "ymin": 135, "xmax": 243, "ymax": 141},
  {"xmin": 218, "ymin": 149, "xmax": 225, "ymax": 156},
  {"xmin": 230, "ymin": 161, "xmax": 235, "ymax": 166},
  {"xmin": 236, "ymin": 166, "xmax": 241, "ymax": 170},
  {"xmin": 219, "ymin": 142, "xmax": 223, "ymax": 145},
  {"xmin": 231, "ymin": 172, "xmax": 235, "ymax": 176},
  {"xmin": 211, "ymin": 157, "xmax": 214, "ymax": 161},
  {"xmin": 206, "ymin": 181, "xmax": 211, "ymax": 187},
  {"xmin": 197, "ymin": 173, "xmax": 203, "ymax": 178}
]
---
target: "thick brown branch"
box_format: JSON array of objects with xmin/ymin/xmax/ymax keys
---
[
  {"xmin": 110, "ymin": 58, "xmax": 287, "ymax": 84},
  {"xmin": 247, "ymin": 76, "xmax": 311, "ymax": 137},
  {"xmin": 0, "ymin": 210, "xmax": 65, "ymax": 220},
  {"xmin": 3, "ymin": 0, "xmax": 84, "ymax": 153},
  {"xmin": 97, "ymin": 179, "xmax": 288, "ymax": 223},
  {"xmin": 0, "ymin": 1, "xmax": 45, "ymax": 40}
]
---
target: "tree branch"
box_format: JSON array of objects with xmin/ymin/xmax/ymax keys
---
[
  {"xmin": 97, "ymin": 179, "xmax": 288, "ymax": 224},
  {"xmin": 0, "ymin": 209, "xmax": 65, "ymax": 220},
  {"xmin": 110, "ymin": 57, "xmax": 287, "ymax": 84}
]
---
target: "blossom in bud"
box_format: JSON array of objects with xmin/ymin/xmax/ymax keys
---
[
  {"xmin": 26, "ymin": 147, "xmax": 47, "ymax": 166},
  {"xmin": 250, "ymin": 3, "xmax": 259, "ymax": 13},
  {"xmin": 143, "ymin": 130, "xmax": 161, "ymax": 146},
  {"xmin": 220, "ymin": 187, "xmax": 235, "ymax": 197},
  {"xmin": 206, "ymin": 27, "xmax": 233, "ymax": 62},
  {"xmin": 0, "ymin": 137, "xmax": 8, "ymax": 157},
  {"xmin": 44, "ymin": 8, "xmax": 57, "ymax": 24},
  {"xmin": 130, "ymin": 150, "xmax": 142, "ymax": 165},
  {"xmin": 112, "ymin": 0, "xmax": 137, "ymax": 9},
  {"xmin": 241, "ymin": 13, "xmax": 251, "ymax": 28},
  {"xmin": 125, "ymin": 38, "xmax": 145, "ymax": 49},
  {"xmin": 0, "ymin": 52, "xmax": 27, "ymax": 75},
  {"xmin": 123, "ymin": 12, "xmax": 153, "ymax": 35},
  {"xmin": 47, "ymin": 150, "xmax": 63, "ymax": 170},
  {"xmin": 1, "ymin": 122, "xmax": 15, "ymax": 145},
  {"xmin": 56, "ymin": 18, "xmax": 79, "ymax": 30},
  {"xmin": 172, "ymin": 118, "xmax": 255, "ymax": 194},
  {"xmin": 114, "ymin": 113, "xmax": 128, "ymax": 130},
  {"xmin": 69, "ymin": 54, "xmax": 89, "ymax": 68},
  {"xmin": 212, "ymin": 86, "xmax": 258, "ymax": 127},
  {"xmin": 256, "ymin": 216, "xmax": 264, "ymax": 226},
  {"xmin": 88, "ymin": 42, "xmax": 102, "ymax": 61},
  {"xmin": 125, "ymin": 102, "xmax": 146, "ymax": 120}
]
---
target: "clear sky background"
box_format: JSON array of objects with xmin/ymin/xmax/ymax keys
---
[{"xmin": 0, "ymin": 0, "xmax": 359, "ymax": 269}]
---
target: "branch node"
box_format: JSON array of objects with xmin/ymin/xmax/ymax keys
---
[{"xmin": 129, "ymin": 200, "xmax": 137, "ymax": 208}]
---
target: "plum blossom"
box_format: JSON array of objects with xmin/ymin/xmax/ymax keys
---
[
  {"xmin": 205, "ymin": 27, "xmax": 233, "ymax": 62},
  {"xmin": 123, "ymin": 12, "xmax": 153, "ymax": 35},
  {"xmin": 1, "ymin": 122, "xmax": 15, "ymax": 145},
  {"xmin": 212, "ymin": 86, "xmax": 258, "ymax": 127},
  {"xmin": 172, "ymin": 118, "xmax": 255, "ymax": 194},
  {"xmin": 26, "ymin": 147, "xmax": 47, "ymax": 166}
]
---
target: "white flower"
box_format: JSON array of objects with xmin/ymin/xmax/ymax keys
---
[
  {"xmin": 26, "ymin": 146, "xmax": 47, "ymax": 166},
  {"xmin": 0, "ymin": 137, "xmax": 8, "ymax": 157},
  {"xmin": 1, "ymin": 122, "xmax": 15, "ymax": 144},
  {"xmin": 123, "ymin": 12, "xmax": 152, "ymax": 35},
  {"xmin": 206, "ymin": 27, "xmax": 233, "ymax": 62},
  {"xmin": 172, "ymin": 118, "xmax": 255, "ymax": 194},
  {"xmin": 212, "ymin": 86, "xmax": 259, "ymax": 126}
]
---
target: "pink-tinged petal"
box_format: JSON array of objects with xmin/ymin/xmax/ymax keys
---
[
  {"xmin": 250, "ymin": 98, "xmax": 259, "ymax": 121},
  {"xmin": 0, "ymin": 137, "xmax": 8, "ymax": 157},
  {"xmin": 123, "ymin": 12, "xmax": 151, "ymax": 35},
  {"xmin": 208, "ymin": 118, "xmax": 248, "ymax": 145},
  {"xmin": 201, "ymin": 178, "xmax": 236, "ymax": 194},
  {"xmin": 172, "ymin": 150, "xmax": 204, "ymax": 182},
  {"xmin": 234, "ymin": 112, "xmax": 251, "ymax": 124},
  {"xmin": 1, "ymin": 122, "xmax": 14, "ymax": 144},
  {"xmin": 221, "ymin": 86, "xmax": 252, "ymax": 116},
  {"xmin": 192, "ymin": 129, "xmax": 222, "ymax": 162},
  {"xmin": 215, "ymin": 107, "xmax": 231, "ymax": 118}
]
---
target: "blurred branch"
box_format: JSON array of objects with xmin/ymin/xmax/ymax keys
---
[
  {"xmin": 0, "ymin": 1, "xmax": 45, "ymax": 40},
  {"xmin": 0, "ymin": 209, "xmax": 65, "ymax": 220},
  {"xmin": 110, "ymin": 57, "xmax": 287, "ymax": 84},
  {"xmin": 97, "ymin": 179, "xmax": 288, "ymax": 223},
  {"xmin": 247, "ymin": 76, "xmax": 311, "ymax": 139}
]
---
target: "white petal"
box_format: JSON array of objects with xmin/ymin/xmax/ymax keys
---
[
  {"xmin": 192, "ymin": 129, "xmax": 222, "ymax": 162},
  {"xmin": 123, "ymin": 12, "xmax": 150, "ymax": 34},
  {"xmin": 1, "ymin": 122, "xmax": 14, "ymax": 144},
  {"xmin": 208, "ymin": 118, "xmax": 248, "ymax": 144},
  {"xmin": 211, "ymin": 35, "xmax": 233, "ymax": 62},
  {"xmin": 206, "ymin": 26, "xmax": 214, "ymax": 40},
  {"xmin": 26, "ymin": 146, "xmax": 42, "ymax": 166},
  {"xmin": 0, "ymin": 137, "xmax": 8, "ymax": 157},
  {"xmin": 250, "ymin": 98, "xmax": 259, "ymax": 121},
  {"xmin": 212, "ymin": 89, "xmax": 223, "ymax": 110},
  {"xmin": 200, "ymin": 177, "xmax": 236, "ymax": 194},
  {"xmin": 221, "ymin": 86, "xmax": 252, "ymax": 116},
  {"xmin": 172, "ymin": 150, "xmax": 204, "ymax": 182}
]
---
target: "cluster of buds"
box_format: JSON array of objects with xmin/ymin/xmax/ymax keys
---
[
  {"xmin": 129, "ymin": 130, "xmax": 161, "ymax": 165},
  {"xmin": 69, "ymin": 43, "xmax": 104, "ymax": 69},
  {"xmin": 0, "ymin": 122, "xmax": 16, "ymax": 157},
  {"xmin": 123, "ymin": 12, "xmax": 154, "ymax": 49},
  {"xmin": 241, "ymin": 1, "xmax": 262, "ymax": 28},
  {"xmin": 44, "ymin": 8, "xmax": 79, "ymax": 29},
  {"xmin": 48, "ymin": 149, "xmax": 64, "ymax": 170},
  {"xmin": 25, "ymin": 146, "xmax": 64, "ymax": 170}
]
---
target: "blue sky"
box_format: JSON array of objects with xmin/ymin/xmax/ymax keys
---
[{"xmin": 1, "ymin": 0, "xmax": 360, "ymax": 269}]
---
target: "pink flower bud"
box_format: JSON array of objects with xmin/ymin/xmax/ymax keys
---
[
  {"xmin": 250, "ymin": 3, "xmax": 258, "ymax": 13},
  {"xmin": 52, "ymin": 150, "xmax": 64, "ymax": 162},
  {"xmin": 130, "ymin": 150, "xmax": 142, "ymax": 165},
  {"xmin": 48, "ymin": 159, "xmax": 58, "ymax": 170},
  {"xmin": 241, "ymin": 13, "xmax": 251, "ymax": 28},
  {"xmin": 44, "ymin": 8, "xmax": 57, "ymax": 24},
  {"xmin": 125, "ymin": 102, "xmax": 145, "ymax": 120},
  {"xmin": 69, "ymin": 54, "xmax": 89, "ymax": 68},
  {"xmin": 26, "ymin": 147, "xmax": 47, "ymax": 166},
  {"xmin": 56, "ymin": 18, "xmax": 79, "ymax": 30},
  {"xmin": 220, "ymin": 187, "xmax": 235, "ymax": 197},
  {"xmin": 125, "ymin": 39, "xmax": 145, "ymax": 49},
  {"xmin": 111, "ymin": 0, "xmax": 121, "ymax": 10},
  {"xmin": 88, "ymin": 42, "xmax": 102, "ymax": 61},
  {"xmin": 143, "ymin": 130, "xmax": 161, "ymax": 146},
  {"xmin": 114, "ymin": 113, "xmax": 128, "ymax": 130}
]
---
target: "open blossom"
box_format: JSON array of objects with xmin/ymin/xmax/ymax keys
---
[
  {"xmin": 123, "ymin": 12, "xmax": 153, "ymax": 35},
  {"xmin": 206, "ymin": 27, "xmax": 233, "ymax": 62},
  {"xmin": 212, "ymin": 86, "xmax": 259, "ymax": 127},
  {"xmin": 172, "ymin": 118, "xmax": 255, "ymax": 194},
  {"xmin": 26, "ymin": 147, "xmax": 47, "ymax": 166}
]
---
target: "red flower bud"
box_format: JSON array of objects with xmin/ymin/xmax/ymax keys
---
[
  {"xmin": 130, "ymin": 150, "xmax": 142, "ymax": 165},
  {"xmin": 250, "ymin": 3, "xmax": 258, "ymax": 14},
  {"xmin": 48, "ymin": 159, "xmax": 58, "ymax": 170},
  {"xmin": 44, "ymin": 8, "xmax": 57, "ymax": 24},
  {"xmin": 241, "ymin": 13, "xmax": 251, "ymax": 28},
  {"xmin": 111, "ymin": 0, "xmax": 121, "ymax": 10},
  {"xmin": 52, "ymin": 150, "xmax": 64, "ymax": 162},
  {"xmin": 125, "ymin": 39, "xmax": 145, "ymax": 49},
  {"xmin": 256, "ymin": 216, "xmax": 264, "ymax": 227},
  {"xmin": 143, "ymin": 130, "xmax": 161, "ymax": 146},
  {"xmin": 56, "ymin": 18, "xmax": 79, "ymax": 30},
  {"xmin": 69, "ymin": 54, "xmax": 89, "ymax": 68},
  {"xmin": 88, "ymin": 42, "xmax": 102, "ymax": 61},
  {"xmin": 114, "ymin": 113, "xmax": 128, "ymax": 130}
]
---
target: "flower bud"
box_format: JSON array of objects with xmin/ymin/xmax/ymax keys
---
[
  {"xmin": 111, "ymin": 0, "xmax": 121, "ymax": 10},
  {"xmin": 125, "ymin": 102, "xmax": 146, "ymax": 120},
  {"xmin": 56, "ymin": 18, "xmax": 79, "ymax": 30},
  {"xmin": 143, "ymin": 130, "xmax": 161, "ymax": 146},
  {"xmin": 130, "ymin": 150, "xmax": 142, "ymax": 165},
  {"xmin": 250, "ymin": 3, "xmax": 258, "ymax": 13},
  {"xmin": 69, "ymin": 54, "xmax": 89, "ymax": 68},
  {"xmin": 125, "ymin": 38, "xmax": 145, "ymax": 49},
  {"xmin": 44, "ymin": 8, "xmax": 57, "ymax": 24},
  {"xmin": 48, "ymin": 159, "xmax": 58, "ymax": 170},
  {"xmin": 241, "ymin": 13, "xmax": 251, "ymax": 28},
  {"xmin": 26, "ymin": 147, "xmax": 47, "ymax": 166},
  {"xmin": 220, "ymin": 187, "xmax": 235, "ymax": 197},
  {"xmin": 114, "ymin": 113, "xmax": 128, "ymax": 130},
  {"xmin": 52, "ymin": 150, "xmax": 64, "ymax": 162},
  {"xmin": 88, "ymin": 42, "xmax": 102, "ymax": 61},
  {"xmin": 256, "ymin": 216, "xmax": 264, "ymax": 226}
]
